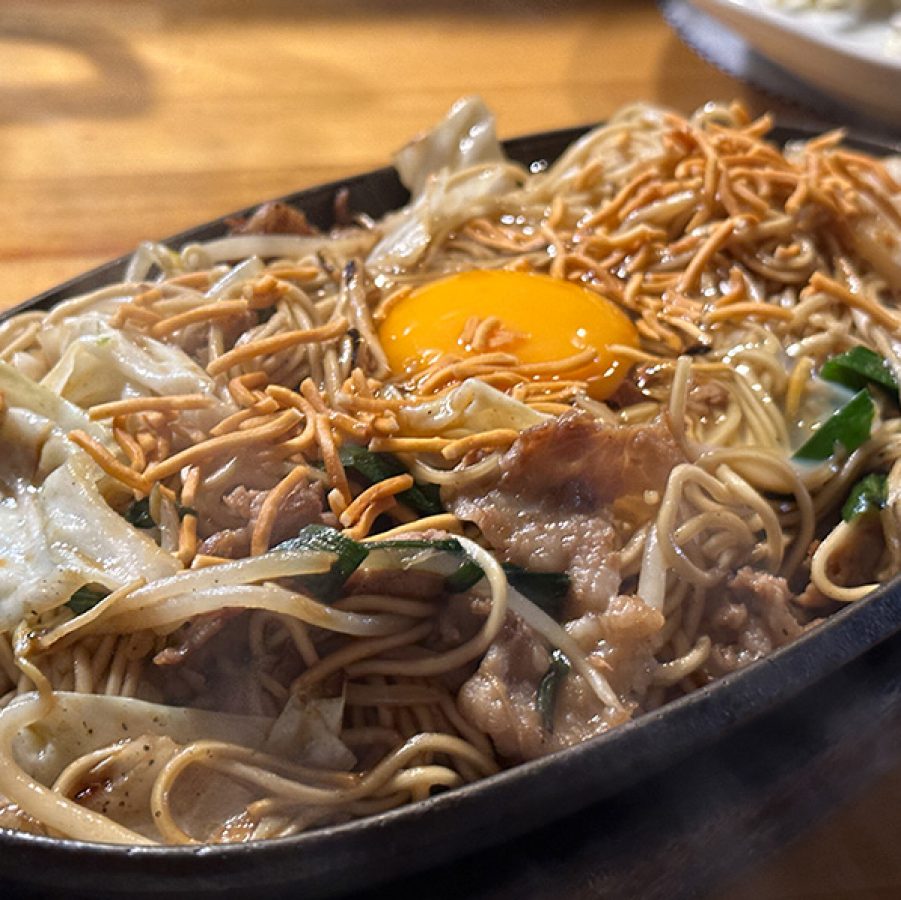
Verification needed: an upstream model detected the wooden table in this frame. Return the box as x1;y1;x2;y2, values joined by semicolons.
1;1;898;896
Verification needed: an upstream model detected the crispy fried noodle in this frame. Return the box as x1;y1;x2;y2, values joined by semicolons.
1;98;900;844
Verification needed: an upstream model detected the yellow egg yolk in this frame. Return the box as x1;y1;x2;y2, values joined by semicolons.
378;269;639;400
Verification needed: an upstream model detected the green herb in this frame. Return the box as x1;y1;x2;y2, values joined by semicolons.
444;559;483;594
842;473;888;522
272;527;569;615
793;389;875;461
374;537;464;554
67;585;110;615
124;497;155;529
338;444;443;516
821;347;898;396
125;498;194;527
536;649;570;732
275;524;370;602
505;567;569;619
445;561;570;620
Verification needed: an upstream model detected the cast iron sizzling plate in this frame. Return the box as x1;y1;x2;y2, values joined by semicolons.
2;125;901;900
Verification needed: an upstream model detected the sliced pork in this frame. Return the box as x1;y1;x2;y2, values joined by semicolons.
702;566;805;678
198;478;326;558
458;600;647;762
228;201;316;236
445;412;684;614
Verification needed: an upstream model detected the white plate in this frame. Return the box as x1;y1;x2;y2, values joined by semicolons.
688;0;901;122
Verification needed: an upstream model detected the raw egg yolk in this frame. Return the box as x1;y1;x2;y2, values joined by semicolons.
378;269;639;400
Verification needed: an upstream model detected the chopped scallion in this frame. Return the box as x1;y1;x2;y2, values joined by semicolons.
124;497;155;529
821;347;898;396
536;649;571;732
842;473;888;522
275;524;370;602
445;560;570;619
339;444;443;516
67;585;110;615
793;388;874;461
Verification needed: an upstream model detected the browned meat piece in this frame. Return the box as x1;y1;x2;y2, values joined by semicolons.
344;568;446;599
451;414;683;759
597;592;665;643
445;412;684;614
198;528;246;559
198;477;325;558
221;484;265;520
795;580;831;609
703;566;804;677
605;374;646;410
566;593;665;702
729;567;804;643
458;615;549;761
154;609;244;666
333;187;354;227
458;613;627;762
500;412;681;505
228;201;315;236
686;379;730;418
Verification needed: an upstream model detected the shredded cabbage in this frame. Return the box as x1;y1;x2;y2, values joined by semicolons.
399;378;546;435
368;98;525;270
0;364;181;630
41;323;234;428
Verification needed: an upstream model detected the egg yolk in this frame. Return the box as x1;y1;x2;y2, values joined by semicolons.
378;269;639;400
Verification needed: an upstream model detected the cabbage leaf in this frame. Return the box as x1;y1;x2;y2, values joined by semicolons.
0;365;180;630
41;322;233;430
368;97;524;270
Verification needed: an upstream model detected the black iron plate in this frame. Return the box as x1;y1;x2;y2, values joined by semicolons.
2;123;900;900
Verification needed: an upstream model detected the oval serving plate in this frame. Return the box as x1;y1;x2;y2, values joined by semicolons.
2;125;901;900
685;0;901;124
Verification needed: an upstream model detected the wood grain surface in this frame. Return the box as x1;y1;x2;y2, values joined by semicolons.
1;2;898;897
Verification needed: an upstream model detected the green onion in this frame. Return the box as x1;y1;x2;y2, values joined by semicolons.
536;649;570;732
125;498;194;528
793;389;875;461
124;497;155;529
67;585;110;615
274;526;570;615
444;559;483;594
842;473;888;522
275;524;370;602
505;567;570;619
445;560;570;619
338;444;443;516
374;537;464;554
821;347;898;396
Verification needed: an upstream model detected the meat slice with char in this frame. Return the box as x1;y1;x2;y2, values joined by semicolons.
227;201;316;236
198;477;326;559
458;596;652;762
445;412;684;614
449;412;682;761
702;566;805;678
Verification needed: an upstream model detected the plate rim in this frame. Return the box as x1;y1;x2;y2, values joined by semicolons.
692;0;901;72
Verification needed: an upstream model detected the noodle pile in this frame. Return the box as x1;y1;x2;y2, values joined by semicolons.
0;98;899;845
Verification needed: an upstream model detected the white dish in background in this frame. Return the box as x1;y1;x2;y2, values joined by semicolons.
688;0;901;122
